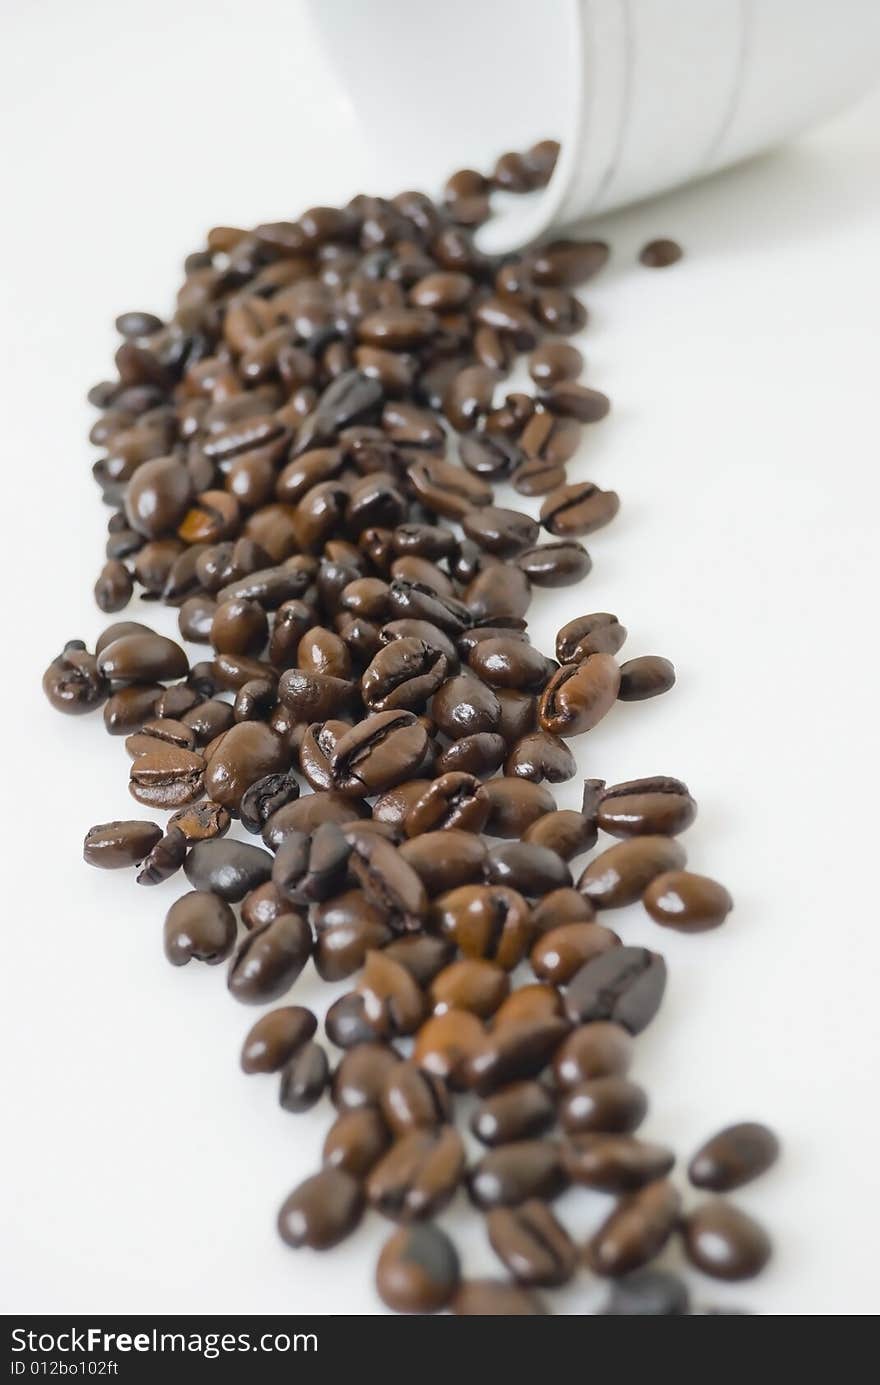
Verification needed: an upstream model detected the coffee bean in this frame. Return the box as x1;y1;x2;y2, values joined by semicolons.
98;632;189;684
578;836;687;908
617;655;676;701
539;655;620;737
492;983;562;1030
689;1122;779;1191
541;383;610;423
504;730;576;783
451;1280;548;1315
559;1077;648;1135
433;884;531;970
562;1133;675;1190
279;1041;329;1113
398;829;487;895
531;886;596;933
163;891;237;966
128;744;206;808
462;507;540;558
357;950;426;1037
682;1201;772;1281
204;722;289;812
471;1081;556;1147
529;239;609;287
486;1201;576;1286
587;1180;681;1277
465;1017;570;1096
516;540;592;588
227;911;311;1003
556;613;627;663
346;830;428;929
241;1006;317;1073
277;1168;364;1250
381;935;452;988
376;1223;460;1313
240;881;295;931
135;825;187;885
239;771;300;835
597;777;696;838
529;343;583;387
324;992;381;1048
481;778;555;838
468;1140;566;1209
553;1023;634;1089
83;819;162;869
643;870;733;931
379;1060;450;1136
94;560;133;613
531;922;620;986
540;482;620;537
565;948;667;1034
125;456;193;539
367;1126;465;1222
184;839;273;901
485;842;572;896
639;238;683;268
322;1107;390;1178
434;732;506;778
523;810;597;860
601;1268;691;1315
412;1011;485;1088
43;645;109;715
332;1043;399;1112
361;637;447;712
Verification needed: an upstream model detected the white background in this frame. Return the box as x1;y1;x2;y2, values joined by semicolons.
1;0;879;1317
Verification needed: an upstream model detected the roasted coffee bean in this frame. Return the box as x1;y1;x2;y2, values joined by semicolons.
486;1201;576;1286
381;935;452;988
379;1061;451;1136
540;482;620;537
203;722;289;812
643;870;733;931
398;829;487;895
227;910;311;1003
332;1043;399;1112
556;612;627;663
376;1223;460;1314
125;717;197;755
587;1181;681;1277
367;1126;466;1224
523;810;597;860
451;1280;548;1315
578;836;686;908
529;342;583;386
428;958;509;1019
431;673;500;740
465;564;532;622
239;771;300;835
165;801;229;844
538;655;620;737
83;819;162;869
602;1269;691;1315
531;922;620;986
43;645;109;715
531;886;596;933
346;830;428;928
465;1017;569;1096
433;884;530;970
103;684;162;733
163;891;237;966
468;639;555;693
210;598;268;657
471;1081;556;1147
94;559;133;613
562;1133;674;1191
324;992;382;1048
564;949;667;1034
505;730;576;783
485;842;571;896
412;1011;485;1088
405;773;489;836
325;711;429;797
481;777;555;838
639;238;683;268
314;892;392;982
98;632;188;684
279;1041;329;1113
125;456;193;539
241;1006;317;1073
540;383;610;423
357;950;426;1037
322;1107;390;1179
689;1123;780;1191
559;1077;648;1134
682;1201;772;1281
240;881;295;931
153;685;201;721
434;731;507;777
529;239;609;287
184;838;273;901
461;507;539;559
128;744;206;808
468;1140;566;1209
262;792;368;847
135;825;187;885
617;655;676;701
597;777;696;837
361;638;447;712
516;540;592;588
277;1168;364;1251
182;698;235;746
459;432;522;479
492;984;563;1031
511;456;566;497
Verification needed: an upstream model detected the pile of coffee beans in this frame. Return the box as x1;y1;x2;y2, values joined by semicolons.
43;138;775;1314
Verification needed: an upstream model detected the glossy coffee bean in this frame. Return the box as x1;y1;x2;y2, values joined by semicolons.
486;1201;576;1286
97;632;188;684
405;773;489;836
397;829;487;894
240;881;296;931
434;731;507;777
125;455;193;539
531;886;596;932
83;820;162;868
332;1043;399;1113
367;1126;465;1222
559;1077;648;1134
376;1223;460;1314
578;836;687;909
468;1141;566;1209
461;507;539;558
412;1011;485;1089
128;744;206;808
529;342;583;386
597;778;696;838
184;839;273;901
538;655;620;737
516;541;592;588
471;1081;556;1147
465;1017;569;1096
361;637;447;712
240;1006;317;1073
540;482;620;538
639;238;683;268
565;948;667;1034
227;911;311;1003
552;1022;633;1088
682;1201;772;1281
428;958;509;1019
617;655;676;701
382;935;452;988
279;1041;329;1113
505;730;576;783
322;1107;390;1179
485;842;571;896
481;778;555;838
379;1061;450;1136
523;810;597;861
531;922;620;985
163;891;237;966
433;884;531;970
643;871;733;931
357;950;426;1037
204;722;289;812
562;1133;675;1190
587;1181;681;1277
689;1122;780;1191
135;825;188;885
431;673;500;739
277;1168;364;1251
324;992;382;1049
556;612;627;663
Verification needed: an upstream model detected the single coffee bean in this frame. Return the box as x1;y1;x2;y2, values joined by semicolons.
471;1081;556;1147
505;730;576;783
240;881;295;931
398;829;487;895
531;886;596;932
83;820;162;869
345;831;428;930
277;1168;364;1251
485;842;572;896
540;382;610;423
451;1280;548;1315
412;1011;486;1089
486;1201;577;1286
135;825;187;885
434;731;507;777
239;770;300;835
433;884;531;970
465;1017;570;1096
262;792;368;847
332;1043;400;1112
529;342;583;386
431;673;500;739
617;655;676;701
468;638;555;693
602;1268;691;1315
564;948;667;1034
184;838;273;902
531;922;620;986
492;983;562;1031
227;911;311;1003
552;1022;633;1087
511;456;566;497
579;834;687;909
279;1041;329;1113
587;1180;681;1277
559;1077;649;1135
538;655;620;737
529;239;609;287
556;612;626;663
597;777;696;838
241;1006;317;1073
361;637;447;712
462;507;540;558
381;935;452;988
643;870;733;931
163;890;237;966
639;238;683;268
689;1122;780;1191
481;778;555;838
324;992;382;1048
182;698;236;746
128;744;206;808
367;1126;466;1222
204;721;289;813
540;482;620;538
428;958;509;1019
97;632;189;684
523;810;597;861
322;1107;390;1179
468;1140;566;1209
94;559;133;613
516;540;592;588
125;455;193;539
682;1201;772;1281
43;645;109;715
379;1060;450;1136
376;1223;460;1314
357;950;426;1038
562;1133;675;1191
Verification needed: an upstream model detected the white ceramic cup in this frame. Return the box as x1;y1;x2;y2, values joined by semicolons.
307;0;880;250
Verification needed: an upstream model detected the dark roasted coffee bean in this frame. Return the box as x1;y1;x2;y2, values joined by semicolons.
511;456;566;497
83;818;162;868
682;1201;772;1281
405;773;489;836
412;1011;485;1089
492;984;563;1031
505;730;576;783
98;632;188;684
459;432;522;479
559;1077;648;1135
227;910;311;1003
643;870;733;931
639;238;683;268
540;482;620;537
239;771;300;834
135;825;187;885
597;777;696;837
487;1201;576;1287
538;655;620;737
465;1017;569;1096
397;829;486;895
279;1041;329;1113
277;1168;364;1251
531;922;620;986
263;792;368;847
578;836;686;908
102;684;162;734
204;721;288;812
43;645;109;715
361;637;447;712
184;838;273;901
357;949;426;1037
345;828;428;928
163;891;237;966
376;1223;460;1313
125;456;193;539
587;1180;681;1277
434;731;507;778
562;1133;674;1191
462;507;539;558
523;809;596;860
481;777;555;838
556;612;626;663
428;958;509;1019
468;639;555;693
602;1269;691;1315
529;342;583;386
94;560;133;613
485;842;571;896
689;1122;780;1191
240;881;295;931
182;698;235;746
618;655;676;701
531;887;596;933
324;991;382;1047
564;949;667;1034
468;1141;566;1209
433;884;530;970
530;239;609;287
323;1107;390;1178
471;1081;556;1147
128;744;205;808
431;673;501;740
333;1043;400;1112
465;564;532;622
516;540;592;588
325;711;429;798
381;935;452;988
367;1126;466;1223
241;1005;317;1073
379;1061;451;1136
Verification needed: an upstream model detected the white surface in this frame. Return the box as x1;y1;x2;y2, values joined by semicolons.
1;0;879;1318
